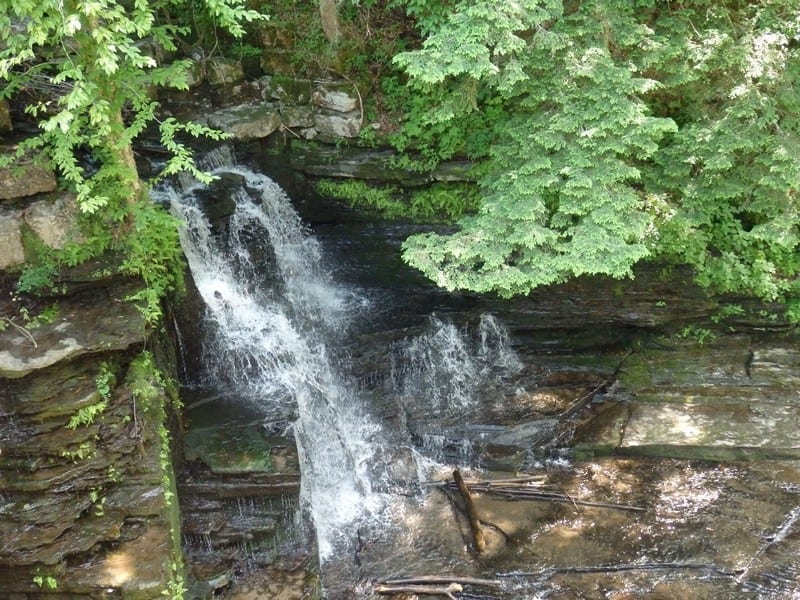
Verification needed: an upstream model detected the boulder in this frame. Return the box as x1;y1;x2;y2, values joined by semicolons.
206;57;244;86
0;210;25;269
261;75;313;104
0;154;57;200
185;58;207;88
206;103;282;141
260;49;295;76
279;105;315;128
313;110;362;138
312;82;359;113
23;193;83;249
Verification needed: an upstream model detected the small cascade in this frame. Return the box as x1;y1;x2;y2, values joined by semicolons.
389;313;524;465
392;314;522;412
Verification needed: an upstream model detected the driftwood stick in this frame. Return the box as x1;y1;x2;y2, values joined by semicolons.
460;475;548;487
423;474;547;488
375;582;462;599
558;380;611;419
735;505;800;583
381;576;502;587
1;317;37;348
499;561;739;579
453;469;485;553
445;481;646;513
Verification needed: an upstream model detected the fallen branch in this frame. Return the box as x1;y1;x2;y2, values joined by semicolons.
453;469;485;553
736;505;800;583
499;561;739;579
375;582;462;599
1;317;37;348
380;576;501;588
558;380;611;419
444;479;646;513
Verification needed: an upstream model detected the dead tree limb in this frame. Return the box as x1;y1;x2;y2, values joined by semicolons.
375;582;462;599
444;479;646;513
499;561;739;579
558;380;611;419
380;576;502;587
453;469;485;553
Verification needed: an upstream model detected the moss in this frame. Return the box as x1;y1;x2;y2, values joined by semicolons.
125;350;186;597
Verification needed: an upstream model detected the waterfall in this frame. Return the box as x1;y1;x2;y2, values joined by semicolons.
159;160;382;560
158;152;525;566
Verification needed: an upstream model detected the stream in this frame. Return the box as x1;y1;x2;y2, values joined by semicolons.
160;151;800;599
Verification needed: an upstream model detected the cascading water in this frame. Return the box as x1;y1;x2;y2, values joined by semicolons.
160;162;385;560
157;151;528;584
392;313;521;410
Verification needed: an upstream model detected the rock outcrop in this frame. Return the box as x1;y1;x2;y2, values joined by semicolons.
0;281;184;597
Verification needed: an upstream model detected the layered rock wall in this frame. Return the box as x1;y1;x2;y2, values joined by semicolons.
0;281;184;597
0;155;184;597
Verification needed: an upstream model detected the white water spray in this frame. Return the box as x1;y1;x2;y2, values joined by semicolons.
159;163;381;560
158;154;525;564
393;313;522;410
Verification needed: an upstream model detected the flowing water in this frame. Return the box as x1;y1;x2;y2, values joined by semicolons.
162;153;800;599
161;155;526;568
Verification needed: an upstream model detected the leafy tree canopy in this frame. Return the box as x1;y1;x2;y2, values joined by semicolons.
392;0;800;319
0;0;264;320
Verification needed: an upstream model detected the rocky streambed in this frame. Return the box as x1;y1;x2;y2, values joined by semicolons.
173;173;800;599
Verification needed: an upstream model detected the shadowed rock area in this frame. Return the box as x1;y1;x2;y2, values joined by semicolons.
0;281;183;597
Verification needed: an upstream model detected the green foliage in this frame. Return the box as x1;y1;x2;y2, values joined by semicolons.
68;362;114;429
32;575;57;590
18;303;59;329
60;440;95;461
711;304;745;324
15;264;59;296
126;351;166;413
316;178;479;222
15;226;63;296
387;0;452;36
119;201;186;325
0;0;263;326
642;1;800;310
95;362;115;401
392;0;800;314
67;402;108;429
678;325;716;345
397;1;674;297
409;182;481;221
125;350;185;595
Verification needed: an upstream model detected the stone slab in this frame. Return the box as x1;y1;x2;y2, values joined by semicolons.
206;103;282;141
0;287;146;378
0;152;57;200
0;209;25;269
616;401;800;460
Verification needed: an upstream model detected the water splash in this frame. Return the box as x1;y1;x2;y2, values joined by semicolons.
392;313;522;411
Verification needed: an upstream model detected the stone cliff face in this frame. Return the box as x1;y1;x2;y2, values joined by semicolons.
0;157;184;596
0;280;184;597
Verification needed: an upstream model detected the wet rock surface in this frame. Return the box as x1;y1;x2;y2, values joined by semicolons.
315;318;800;599
0;279;180;597
177;393;314;599
577;333;800;461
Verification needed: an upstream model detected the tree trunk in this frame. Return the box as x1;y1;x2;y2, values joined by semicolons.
319;0;341;45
